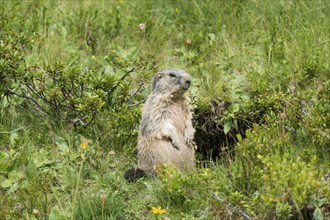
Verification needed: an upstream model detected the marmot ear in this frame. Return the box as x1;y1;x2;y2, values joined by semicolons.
152;72;163;91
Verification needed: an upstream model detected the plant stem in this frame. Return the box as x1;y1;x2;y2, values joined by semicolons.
101;201;104;220
71;156;84;219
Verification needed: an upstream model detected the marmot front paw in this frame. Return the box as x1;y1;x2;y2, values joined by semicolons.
185;128;195;146
172;139;183;150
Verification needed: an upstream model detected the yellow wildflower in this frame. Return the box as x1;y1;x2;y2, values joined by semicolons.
150;206;167;214
91;55;96;60
80;138;89;150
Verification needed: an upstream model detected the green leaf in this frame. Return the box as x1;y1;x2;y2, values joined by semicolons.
313;207;323;220
0;152;9;174
319;198;329;206
0;151;9;161
25;159;36;179
237;133;242;142
224;120;232;134
69;151;80;162
33;149;55;168
55;136;69;153
10;132;18;145
34;157;54;168
230;103;240;113
1;178;16;188
1;171;24;188
49;206;66;220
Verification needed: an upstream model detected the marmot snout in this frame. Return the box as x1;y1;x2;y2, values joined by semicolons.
125;68;196;181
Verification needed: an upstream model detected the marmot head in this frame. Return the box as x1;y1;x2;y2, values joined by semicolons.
152;68;192;96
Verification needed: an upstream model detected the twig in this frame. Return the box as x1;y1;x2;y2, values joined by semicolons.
126;81;145;106
1;82;47;114
129;81;144;98
127;99;146;108
209;191;252;220
107;66;141;96
71;117;88;126
81;67;89;76
71;111;96;127
0;126;26;134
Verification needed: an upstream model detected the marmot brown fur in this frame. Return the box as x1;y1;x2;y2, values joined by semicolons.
124;68;195;181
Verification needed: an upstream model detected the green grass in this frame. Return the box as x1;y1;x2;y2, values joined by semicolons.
1;0;329;219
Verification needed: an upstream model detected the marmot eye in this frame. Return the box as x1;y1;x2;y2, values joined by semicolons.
169;73;176;78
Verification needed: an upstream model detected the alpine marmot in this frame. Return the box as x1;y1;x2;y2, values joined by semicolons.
124;68;195;181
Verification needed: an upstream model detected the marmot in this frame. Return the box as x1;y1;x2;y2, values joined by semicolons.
124;68;195;181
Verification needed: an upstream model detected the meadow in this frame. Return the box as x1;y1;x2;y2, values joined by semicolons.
0;0;329;219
